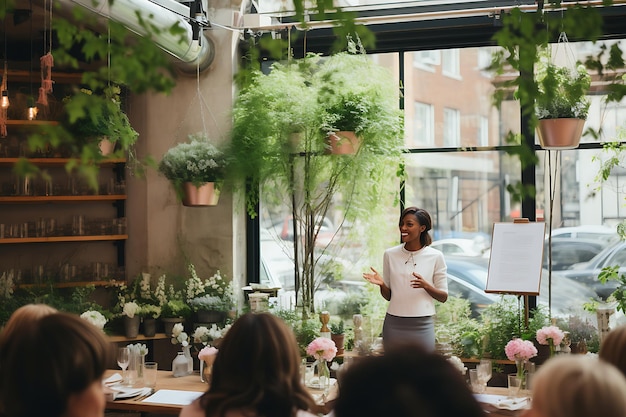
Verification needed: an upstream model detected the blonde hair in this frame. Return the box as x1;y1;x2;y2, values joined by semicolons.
531;355;626;417
599;324;626;378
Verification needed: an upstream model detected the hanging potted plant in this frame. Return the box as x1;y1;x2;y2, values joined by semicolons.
63;85;139;156
158;132;227;206
535;59;591;150
316;41;403;155
229;39;403;316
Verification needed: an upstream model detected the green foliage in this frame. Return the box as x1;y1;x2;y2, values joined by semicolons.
229;43;402;315
63;85;139;147
272;309;320;356
330;319;345;334
435;297;483;358
480;297;549;360
554;315;600;353
490;5;605;202
161;299;192;319
15;5;178;186
535;60;591;119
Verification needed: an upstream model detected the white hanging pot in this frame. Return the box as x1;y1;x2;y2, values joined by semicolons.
536;118;585;150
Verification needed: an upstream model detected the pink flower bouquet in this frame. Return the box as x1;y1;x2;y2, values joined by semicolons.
505;338;538;379
306;337;337;361
536;325;565;356
504;338;538;362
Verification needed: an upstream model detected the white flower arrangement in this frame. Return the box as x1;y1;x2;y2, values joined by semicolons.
171;322;189;347
0;271;14;299
154;274;167;306
123;301;140;318
192;323;231;345
158;132;227;187
127;343;148;356
185;264;234;312
80;310;108;330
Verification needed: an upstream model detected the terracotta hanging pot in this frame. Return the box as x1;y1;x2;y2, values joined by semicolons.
536;118;585;150
98;137;115;155
182;182;220;207
325;131;361;155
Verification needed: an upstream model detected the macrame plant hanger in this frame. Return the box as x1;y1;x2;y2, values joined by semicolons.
543;26;580;319
37;0;54;108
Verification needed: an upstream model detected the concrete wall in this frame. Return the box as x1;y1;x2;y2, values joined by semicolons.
125;17;247;303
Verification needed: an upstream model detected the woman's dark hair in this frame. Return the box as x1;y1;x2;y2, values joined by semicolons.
400;207;433;247
0;312;110;417
198;313;317;417
334;343;486;417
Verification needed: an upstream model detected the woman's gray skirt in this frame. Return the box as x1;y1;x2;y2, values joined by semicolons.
382;313;435;352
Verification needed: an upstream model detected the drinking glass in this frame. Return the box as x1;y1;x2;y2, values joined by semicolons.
117;347;130;385
477;359;492;386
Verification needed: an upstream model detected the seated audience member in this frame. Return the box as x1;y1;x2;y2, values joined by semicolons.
599;323;626;378
333;343;486;417
0;312;110;417
525;355;626;417
180;312;319;417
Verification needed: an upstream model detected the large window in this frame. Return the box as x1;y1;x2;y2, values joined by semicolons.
443;108;460;147
257;41;626;320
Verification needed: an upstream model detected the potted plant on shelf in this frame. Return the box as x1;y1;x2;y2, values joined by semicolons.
330;319;346;355
63;85;139;156
185;263;234;324
535;59;591;150
161;299;192;337
158;132;227;206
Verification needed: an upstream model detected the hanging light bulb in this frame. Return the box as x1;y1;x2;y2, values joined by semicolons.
1;90;8;109
27;106;38;120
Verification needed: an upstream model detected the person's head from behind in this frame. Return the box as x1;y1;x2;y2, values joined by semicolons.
399;207;433;247
0;312;110;417
599;324;626;378
200;312;315;417
334;343;485;417
526;355;626;417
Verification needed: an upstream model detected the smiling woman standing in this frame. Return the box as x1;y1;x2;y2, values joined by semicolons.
363;207;448;352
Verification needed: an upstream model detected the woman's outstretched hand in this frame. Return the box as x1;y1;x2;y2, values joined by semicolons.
363;267;384;286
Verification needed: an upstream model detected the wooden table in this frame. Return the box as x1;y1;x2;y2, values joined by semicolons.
105;369;206;415
104;369;337;415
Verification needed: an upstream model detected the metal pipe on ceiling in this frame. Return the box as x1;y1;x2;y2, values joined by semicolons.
57;0;214;73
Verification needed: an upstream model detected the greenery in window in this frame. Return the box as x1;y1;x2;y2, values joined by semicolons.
228;39;403;318
535;60;591;120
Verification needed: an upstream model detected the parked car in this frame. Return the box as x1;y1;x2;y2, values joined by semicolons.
431;238;490;258
550;225;619;244
543;237;609;271
555;240;626;300
444;256;598;318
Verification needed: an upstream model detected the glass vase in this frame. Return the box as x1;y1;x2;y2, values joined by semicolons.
316;359;331;392
172;352;189;378
183;345;193;374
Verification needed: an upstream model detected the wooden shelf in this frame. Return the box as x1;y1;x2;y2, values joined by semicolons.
0;195;127;203
5;120;59;126
16;280;125;289
0;157;126;166
108;333;171;343
0;235;128;244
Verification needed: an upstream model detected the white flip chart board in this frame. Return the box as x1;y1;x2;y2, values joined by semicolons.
485;221;546;295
